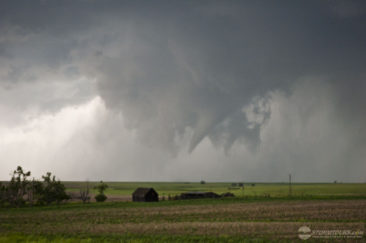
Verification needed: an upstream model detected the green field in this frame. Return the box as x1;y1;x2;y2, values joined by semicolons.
65;181;366;198
1;182;365;242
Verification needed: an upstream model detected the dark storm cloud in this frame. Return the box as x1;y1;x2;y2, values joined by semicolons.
0;1;365;181
92;0;366;152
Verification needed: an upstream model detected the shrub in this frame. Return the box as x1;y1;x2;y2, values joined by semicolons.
94;181;108;203
40;172;70;205
95;193;107;202
28;179;44;205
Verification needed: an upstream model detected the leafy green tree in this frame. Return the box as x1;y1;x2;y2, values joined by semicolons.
28;179;45;205
40;172;69;205
94;181;108;202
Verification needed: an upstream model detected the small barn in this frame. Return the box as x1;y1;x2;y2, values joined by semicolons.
132;187;159;202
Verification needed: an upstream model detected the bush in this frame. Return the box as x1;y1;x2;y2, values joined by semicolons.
40;172;70;205
94;181;108;202
28;179;44;205
95;194;107;202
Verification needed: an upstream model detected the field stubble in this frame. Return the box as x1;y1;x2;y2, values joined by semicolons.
0;199;365;240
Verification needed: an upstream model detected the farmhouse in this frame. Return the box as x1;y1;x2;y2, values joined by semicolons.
180;191;220;199
132;187;159;202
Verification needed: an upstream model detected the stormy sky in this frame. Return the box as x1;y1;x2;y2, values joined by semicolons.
1;0;365;182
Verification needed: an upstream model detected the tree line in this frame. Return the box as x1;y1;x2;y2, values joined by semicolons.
0;166;108;207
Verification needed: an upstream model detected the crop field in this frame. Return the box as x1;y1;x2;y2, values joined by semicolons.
0;183;365;242
65;181;366;197
65;181;366;200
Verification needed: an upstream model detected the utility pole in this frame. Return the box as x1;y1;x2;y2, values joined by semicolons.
289;173;292;197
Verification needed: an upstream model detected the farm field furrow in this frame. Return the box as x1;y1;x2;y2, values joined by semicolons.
1;199;365;241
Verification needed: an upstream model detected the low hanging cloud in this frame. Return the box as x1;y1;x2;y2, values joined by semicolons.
0;1;365;181
91;1;366;154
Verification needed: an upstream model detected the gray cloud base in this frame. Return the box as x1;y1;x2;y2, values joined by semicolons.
0;1;365;181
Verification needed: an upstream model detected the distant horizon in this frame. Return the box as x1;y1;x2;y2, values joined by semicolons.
1;178;365;184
